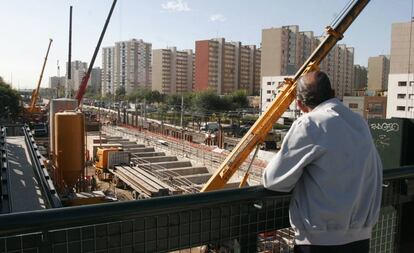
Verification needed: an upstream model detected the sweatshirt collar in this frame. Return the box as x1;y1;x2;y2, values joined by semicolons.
311;98;341;113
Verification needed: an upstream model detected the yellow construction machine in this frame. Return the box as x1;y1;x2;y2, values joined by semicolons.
95;147;122;174
201;0;370;192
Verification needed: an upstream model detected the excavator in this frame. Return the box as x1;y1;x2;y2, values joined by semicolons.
201;0;370;192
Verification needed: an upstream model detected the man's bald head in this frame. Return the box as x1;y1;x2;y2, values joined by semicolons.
296;71;334;109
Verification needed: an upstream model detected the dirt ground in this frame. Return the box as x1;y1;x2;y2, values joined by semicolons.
95;176;134;201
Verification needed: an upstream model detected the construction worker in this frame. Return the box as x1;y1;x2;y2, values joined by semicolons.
263;71;382;253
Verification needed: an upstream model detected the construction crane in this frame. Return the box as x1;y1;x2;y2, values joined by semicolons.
75;0;117;106
201;0;370;192
29;38;53;113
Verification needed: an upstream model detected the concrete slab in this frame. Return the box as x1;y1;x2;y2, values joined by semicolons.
127;147;155;153
142;161;192;169
138;156;178;163
133;152;165;157
176;174;212;184
159;166;209;176
122;144;145;149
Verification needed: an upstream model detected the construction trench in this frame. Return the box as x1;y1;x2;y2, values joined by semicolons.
86;125;267;200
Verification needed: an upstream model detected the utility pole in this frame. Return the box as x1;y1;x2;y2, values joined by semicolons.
180;94;184;129
135;98;138;127
143;98;147;123
57;60;60;98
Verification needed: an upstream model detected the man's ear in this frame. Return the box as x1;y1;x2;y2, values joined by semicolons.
297;100;309;113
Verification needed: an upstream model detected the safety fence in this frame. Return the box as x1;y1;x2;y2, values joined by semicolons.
0;167;413;253
0;126;11;214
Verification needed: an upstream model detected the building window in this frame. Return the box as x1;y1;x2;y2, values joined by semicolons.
267;90;271;94
397;106;405;111
349;103;358;109
408;107;414;112
266;98;271;102
398;81;407;87
409;94;414;99
368;103;383;114
397;93;406;99
410;81;414;86
267;82;271;86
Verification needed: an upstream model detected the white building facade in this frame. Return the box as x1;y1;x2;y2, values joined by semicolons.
386;74;414;119
102;39;152;96
261;76;300;123
343;96;365;117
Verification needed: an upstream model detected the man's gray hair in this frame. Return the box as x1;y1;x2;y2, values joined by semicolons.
296;71;334;108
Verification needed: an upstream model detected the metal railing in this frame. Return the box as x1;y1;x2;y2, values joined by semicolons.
0;126;12;213
0;167;413;253
22;125;61;208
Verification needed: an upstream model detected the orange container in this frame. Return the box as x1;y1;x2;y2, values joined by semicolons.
54;111;85;189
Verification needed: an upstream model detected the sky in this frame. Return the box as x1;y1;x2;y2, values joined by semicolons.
0;0;412;89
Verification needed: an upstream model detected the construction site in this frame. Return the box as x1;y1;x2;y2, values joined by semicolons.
1;0;414;252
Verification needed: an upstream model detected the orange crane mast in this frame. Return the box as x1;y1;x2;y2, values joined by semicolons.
29;38;53;113
201;0;370;192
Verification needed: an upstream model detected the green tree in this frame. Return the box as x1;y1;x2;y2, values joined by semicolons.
115;86;126;101
0;77;20;121
230;89;249;109
193;90;221;113
128;88;163;104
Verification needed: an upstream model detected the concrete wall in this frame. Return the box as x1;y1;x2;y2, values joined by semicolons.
343;96;365;117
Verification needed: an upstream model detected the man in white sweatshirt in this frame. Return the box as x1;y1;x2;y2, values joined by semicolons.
263;71;383;253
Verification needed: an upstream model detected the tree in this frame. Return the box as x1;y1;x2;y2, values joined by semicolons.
0;77;20;121
193;90;221;113
127;88;164;104
230;89;249;109
115;86;126;101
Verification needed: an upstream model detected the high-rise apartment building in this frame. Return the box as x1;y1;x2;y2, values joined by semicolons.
102;39;152;95
353;64;368;91
102;47;114;96
261;26;355;99
65;61;101;96
367;55;390;92
152;47;194;94
318;43;354;99
387;22;414;119
49;76;66;90
89;67;102;95
195;38;261;95
66;61;87;94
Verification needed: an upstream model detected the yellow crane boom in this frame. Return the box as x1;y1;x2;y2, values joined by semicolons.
201;0;370;192
29;38;53;113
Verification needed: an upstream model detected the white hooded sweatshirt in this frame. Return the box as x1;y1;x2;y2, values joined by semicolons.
263;98;383;245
